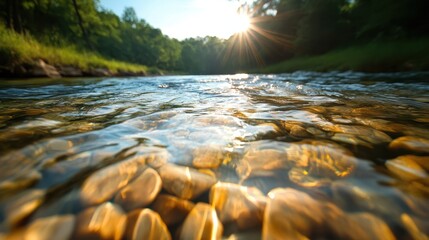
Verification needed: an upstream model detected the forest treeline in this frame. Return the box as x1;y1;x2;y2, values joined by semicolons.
1;0;428;74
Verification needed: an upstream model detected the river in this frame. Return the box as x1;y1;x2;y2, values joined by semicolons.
1;72;429;239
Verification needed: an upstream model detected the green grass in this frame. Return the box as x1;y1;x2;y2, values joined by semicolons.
259;38;429;73
0;24;151;74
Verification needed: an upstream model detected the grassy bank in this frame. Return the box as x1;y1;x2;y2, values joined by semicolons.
0;25;154;75
259;38;429;73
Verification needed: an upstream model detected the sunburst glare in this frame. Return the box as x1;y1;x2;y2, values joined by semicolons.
232;14;251;33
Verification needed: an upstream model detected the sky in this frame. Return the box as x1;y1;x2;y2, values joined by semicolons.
99;0;251;40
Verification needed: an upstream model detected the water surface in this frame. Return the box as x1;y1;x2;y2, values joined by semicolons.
1;72;428;239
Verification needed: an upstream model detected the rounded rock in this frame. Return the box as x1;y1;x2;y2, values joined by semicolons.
158;164;217;200
180;203;223;240
389;136;429;154
114;167;162;211
151;194;195;226
25;215;75;240
125;209;171;240
74;202;126;240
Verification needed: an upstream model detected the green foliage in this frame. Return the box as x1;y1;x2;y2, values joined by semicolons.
0;24;148;73
1;0;428;75
259;38;429;72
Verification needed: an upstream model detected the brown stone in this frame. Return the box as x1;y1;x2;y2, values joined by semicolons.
80;155;147;206
25;215;75;240
58;65;83;77
125;209;171;240
286;140;357;187
192;144;225;169
263;188;395;240
386;156;428;181
114;167;162;211
180;203;223;240
401;214;429;239
209;182;266;230
4;189;45;228
151;194;195;226
236;141;290;180
74;202;126;240
158;164;217;200
389;136;429;154
28;60;61;78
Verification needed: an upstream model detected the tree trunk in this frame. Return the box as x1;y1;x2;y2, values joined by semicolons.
71;0;92;50
12;0;23;33
5;0;13;29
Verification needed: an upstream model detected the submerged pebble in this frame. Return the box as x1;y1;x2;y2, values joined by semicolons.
114;167;162;211
151;194;195;226
4;189;45;228
210;182;266;230
158;163;217;200
25;215;75;240
192;144;225;169
285;140;357;187
80;155;147;206
74;202;126;240
263;188;395;240
389;136;429;154
125;209;171;240
180;203;223;240
386;156;428;181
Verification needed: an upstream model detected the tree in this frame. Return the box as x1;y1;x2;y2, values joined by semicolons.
72;0;92;49
122;7;138;27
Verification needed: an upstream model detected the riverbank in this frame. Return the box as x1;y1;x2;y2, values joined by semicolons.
258;38;429;73
0;25;161;78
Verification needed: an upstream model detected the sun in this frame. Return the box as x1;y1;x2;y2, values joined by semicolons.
232;14;251;33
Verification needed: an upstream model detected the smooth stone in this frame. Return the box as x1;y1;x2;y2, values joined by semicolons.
290;125;311;138
180;203;223;240
25;215;75;240
263;188;342;240
329;212;395;240
406;155;429;171
331;181;404;218
286;140;357;186
306;127;326;137
324;124;392;144
192;145;225;169
114;167;162;211
125;209;171;240
264;188;395;239
158;164;217;200
288;167;331;187
389;136;429;154
151;194;195;226
401;214;429;240
80;155;146;206
74;202;126;240
386;156;428;181
0;170;42;192
348;213;395;240
236;141;290;180
58;65;83;77
4;189;45;228
332;133;373;148
209;182;266;230
28;59;61;78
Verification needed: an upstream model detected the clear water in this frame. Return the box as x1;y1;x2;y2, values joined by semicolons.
0;72;428;239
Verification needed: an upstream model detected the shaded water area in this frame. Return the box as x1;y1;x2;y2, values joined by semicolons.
0;72;429;239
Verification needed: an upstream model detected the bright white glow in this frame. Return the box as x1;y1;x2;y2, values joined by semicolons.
100;0;255;40
161;0;252;39
232;14;251;33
